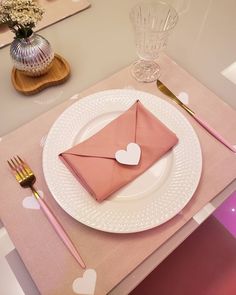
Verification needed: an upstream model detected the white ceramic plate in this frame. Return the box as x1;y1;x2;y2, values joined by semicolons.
43;89;202;233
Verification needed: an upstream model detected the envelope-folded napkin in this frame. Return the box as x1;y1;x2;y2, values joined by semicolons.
59;100;178;202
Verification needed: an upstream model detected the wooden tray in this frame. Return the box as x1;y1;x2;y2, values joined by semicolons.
11;54;70;95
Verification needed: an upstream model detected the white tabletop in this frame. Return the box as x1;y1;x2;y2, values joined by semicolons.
1;0;236;138
1;0;236;294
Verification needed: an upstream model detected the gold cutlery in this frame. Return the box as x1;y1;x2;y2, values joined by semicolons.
7;156;86;268
157;80;236;153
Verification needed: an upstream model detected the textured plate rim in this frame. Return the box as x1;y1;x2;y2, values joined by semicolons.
42;89;202;233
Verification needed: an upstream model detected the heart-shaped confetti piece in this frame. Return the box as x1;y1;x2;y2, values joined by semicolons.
115;142;141;165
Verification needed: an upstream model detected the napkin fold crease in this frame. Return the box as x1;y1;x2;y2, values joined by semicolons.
59;100;178;201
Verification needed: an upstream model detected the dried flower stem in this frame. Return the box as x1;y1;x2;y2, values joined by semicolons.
0;0;44;39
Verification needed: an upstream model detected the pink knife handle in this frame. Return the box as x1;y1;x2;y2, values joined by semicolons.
37;196;86;268
193;114;236;153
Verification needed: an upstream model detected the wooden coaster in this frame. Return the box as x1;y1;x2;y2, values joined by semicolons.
11;54;70;95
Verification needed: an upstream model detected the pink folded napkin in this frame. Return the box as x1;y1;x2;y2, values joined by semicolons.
59;100;178;202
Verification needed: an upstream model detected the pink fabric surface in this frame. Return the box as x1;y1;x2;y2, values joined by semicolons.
0;54;236;295
130;216;236;295
60;101;178;201
214;191;236;238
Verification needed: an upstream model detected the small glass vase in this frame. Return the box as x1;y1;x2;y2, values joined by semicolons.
10;33;54;77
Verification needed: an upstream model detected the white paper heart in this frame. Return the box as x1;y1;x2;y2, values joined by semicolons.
123;85;135;90
70;93;80;100
33;90;63;105
22;190;43;210
72;269;97;295
115;142;141;165
178;91;189;105
40;134;47;147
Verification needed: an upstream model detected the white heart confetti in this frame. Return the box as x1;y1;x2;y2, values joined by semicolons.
73;269;97;295
70;93;80;100
178;91;189;105
40;134;47;147
123;85;135;90
33;90;63;105
22;191;43;210
22;197;40;210
115;142;141;165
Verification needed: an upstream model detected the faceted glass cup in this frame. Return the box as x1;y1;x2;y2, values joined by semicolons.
130;1;178;82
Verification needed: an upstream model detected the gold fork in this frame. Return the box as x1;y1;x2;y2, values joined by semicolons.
8;156;86;268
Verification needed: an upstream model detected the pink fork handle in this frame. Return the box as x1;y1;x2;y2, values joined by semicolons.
193;114;236;153
37;197;86;268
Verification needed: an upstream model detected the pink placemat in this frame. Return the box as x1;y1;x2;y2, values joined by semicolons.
0;54;236;295
0;0;90;48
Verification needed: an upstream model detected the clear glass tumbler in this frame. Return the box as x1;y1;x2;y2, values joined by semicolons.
130;1;178;82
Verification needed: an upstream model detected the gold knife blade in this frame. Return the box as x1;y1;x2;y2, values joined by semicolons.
156;80;195;116
156;79;236;153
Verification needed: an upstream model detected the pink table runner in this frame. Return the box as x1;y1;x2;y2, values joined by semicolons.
0;54;236;295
